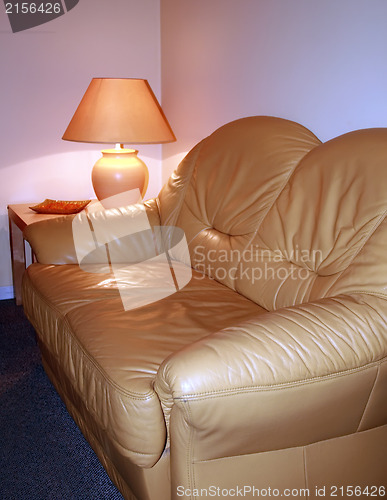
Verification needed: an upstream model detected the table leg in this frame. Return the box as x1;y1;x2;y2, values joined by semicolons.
8;216;26;305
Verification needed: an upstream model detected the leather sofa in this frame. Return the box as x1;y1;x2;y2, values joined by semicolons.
22;116;387;499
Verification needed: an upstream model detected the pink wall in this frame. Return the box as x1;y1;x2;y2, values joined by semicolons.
0;0;163;295
161;0;387;182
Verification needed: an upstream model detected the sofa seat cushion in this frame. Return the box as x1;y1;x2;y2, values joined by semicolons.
23;262;266;468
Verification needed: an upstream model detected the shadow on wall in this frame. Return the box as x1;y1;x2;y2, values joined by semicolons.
0;214;13;294
162;151;189;186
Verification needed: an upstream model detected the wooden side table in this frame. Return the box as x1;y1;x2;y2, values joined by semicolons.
7;204;69;305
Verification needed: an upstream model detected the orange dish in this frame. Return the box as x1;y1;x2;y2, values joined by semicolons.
29;199;91;214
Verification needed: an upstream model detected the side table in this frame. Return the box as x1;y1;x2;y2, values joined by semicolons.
7;204;69;305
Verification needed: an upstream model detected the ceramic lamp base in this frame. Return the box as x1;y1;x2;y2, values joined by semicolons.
91;148;149;208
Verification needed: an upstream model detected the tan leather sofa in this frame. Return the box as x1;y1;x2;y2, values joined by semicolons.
22;117;387;499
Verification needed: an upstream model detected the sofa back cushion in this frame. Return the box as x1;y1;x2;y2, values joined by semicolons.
158;116;387;310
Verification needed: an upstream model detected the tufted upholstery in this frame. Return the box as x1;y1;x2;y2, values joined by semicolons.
22;117;387;499
160;116;387;310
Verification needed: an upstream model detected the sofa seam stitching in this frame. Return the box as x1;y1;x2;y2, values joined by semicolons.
336;209;387;274
190;425;387;466
174;360;384;401
185;400;196;499
302;445;309;492
356;363;380;432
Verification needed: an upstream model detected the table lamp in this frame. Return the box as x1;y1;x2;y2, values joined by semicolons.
62;78;176;205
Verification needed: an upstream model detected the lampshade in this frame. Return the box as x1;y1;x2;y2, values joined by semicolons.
62;78;175;206
63;78;175;144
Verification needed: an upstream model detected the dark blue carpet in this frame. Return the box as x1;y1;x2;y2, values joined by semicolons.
0;299;124;500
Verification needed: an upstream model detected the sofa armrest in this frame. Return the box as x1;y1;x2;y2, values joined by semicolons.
23;199;161;265
155;293;387;462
